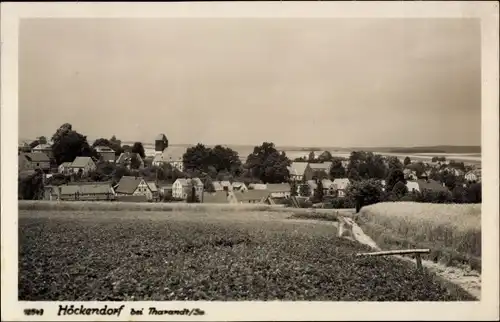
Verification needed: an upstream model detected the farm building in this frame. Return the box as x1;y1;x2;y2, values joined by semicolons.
203;191;230;204
416;179;448;193
58;162;73;175
68;156;97;176
116;152;144;170
267;183;291;198
19;152;51;173
172;178;204;200
465;170;481;183
152;146;185;171
115;176;157;201
95;146;116;162
31;143;53;158
287;162;309;182
233;190;270;204
46;183;116;201
231;182;248;192
332;178;350;198
406;181;420;193
304;163;331;181
248;183;267;190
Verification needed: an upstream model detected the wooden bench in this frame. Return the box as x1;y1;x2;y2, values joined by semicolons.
356;249;431;273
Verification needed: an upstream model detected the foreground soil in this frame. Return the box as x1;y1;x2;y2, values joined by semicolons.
18;210;475;301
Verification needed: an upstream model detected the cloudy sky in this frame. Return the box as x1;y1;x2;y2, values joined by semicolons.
19;18;481;147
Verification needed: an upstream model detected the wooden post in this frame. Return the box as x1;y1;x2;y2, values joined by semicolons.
415;253;423;273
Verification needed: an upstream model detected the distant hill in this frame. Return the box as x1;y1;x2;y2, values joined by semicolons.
386;146;481;154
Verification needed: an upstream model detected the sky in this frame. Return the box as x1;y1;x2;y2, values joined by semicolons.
19;18;481;148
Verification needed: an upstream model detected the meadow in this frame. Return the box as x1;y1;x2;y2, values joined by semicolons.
18;204;475;301
355;202;481;271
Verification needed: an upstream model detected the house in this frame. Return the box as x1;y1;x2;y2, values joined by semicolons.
58;162;73;175
305;180;318;197
403;169;418;180
95;146;116;162
321;179;335;195
54;183;116;201
116;152;144;170
19;152;51;172
172;178;204;200
211;181;224;191
304;163;331;181
248;183;267;190
332;178;350;198
220;181;232;191
406;181;420;193
115;176;155;201
231;182;248;193
152;146;185;171
465;170;481;182
157;181;173;197
68;156;97;176
267;183;291;198
146;181;160;201
31;143;53;158
416;179;449;193
287;162;309;182
233;189;270;204
203;191;230;204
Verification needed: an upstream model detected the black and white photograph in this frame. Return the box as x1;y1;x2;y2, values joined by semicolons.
2;1;499;321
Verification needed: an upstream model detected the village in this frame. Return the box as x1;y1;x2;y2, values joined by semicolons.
18;131;482;208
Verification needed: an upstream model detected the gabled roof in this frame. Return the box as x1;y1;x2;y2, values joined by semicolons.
153;147;186;163
416;179;448;192
288;162;309;176
306;180;318;190
212;181;223;191
248;183;267;190
231;182;247;189
321;179;334;188
155;133;167;141
117;152;143;165
406;181;420;191
59;162;72;167
267;183;291;193
220;181;231;187
70;156;94;168
23;152;50;162
60;183;114;195
19;169;37;179
32;143;52;150
309;163;331;170
203;191;229;204
234;189;270;202
174;178;204;187
115;176;143;194
147;181;158;192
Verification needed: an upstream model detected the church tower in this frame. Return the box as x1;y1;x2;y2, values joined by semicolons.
155;133;168;155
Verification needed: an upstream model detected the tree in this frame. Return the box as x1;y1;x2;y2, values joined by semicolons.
183;143;212;173
441;170;457;190
210;145;242;175
329;158;346;179
386;168;406;192
452;185;466;203
204;176;216;193
130;153;143;170
122;145;132;153
318;151;333;162
403;156;411;166
466;183;481;203
131;142;146;159
299;183;311;197
290;181;298;197
312;179;324;203
18;169;44;200
348;168;360;181
392;181;408;198
245;142;291;183
347;151;386;180
38;136;47;145
51;123;96;165
308;151;316;162
109;135;124;156
346;179;384;213
386;156;403;171
92;138;111;148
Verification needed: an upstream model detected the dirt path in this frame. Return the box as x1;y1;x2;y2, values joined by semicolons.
340;217;481;300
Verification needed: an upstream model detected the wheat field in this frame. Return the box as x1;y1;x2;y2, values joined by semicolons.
356;202;481;271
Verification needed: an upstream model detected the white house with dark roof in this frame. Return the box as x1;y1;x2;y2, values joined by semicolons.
287;162;310;182
332;178;350;198
267;183;291;198
58;162;73;175
31;143;53;158
115;176;155;201
172;178;204;200
231;182;248;192
68;156;96;176
152;146;185;171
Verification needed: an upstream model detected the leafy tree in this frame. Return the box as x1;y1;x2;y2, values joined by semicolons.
18;169;44;200
130;153;143;170
245;142;291;184
51;123;96;165
290;181;298;197
308;151;316;162
122;145;132;153
348;167;361;181
386;168;406;192
466;183;481;203
204;176;216;193
329;158;346;179
312;179;324;203
452;185;466;203
392;181;408;197
92;138;111;148
403;156;411;166
183;143;212;173
38;136;47;144
441;170;457;190
109;135;123;156
318;151;333;162
347;151;386;180
131;142;146;159
210;145;242;175
299;183;311;197
406;162;426;178
386;156;404;171
346;179;384;213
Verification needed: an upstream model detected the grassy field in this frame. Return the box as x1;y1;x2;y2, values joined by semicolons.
19;208;475;301
355;202;481;271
